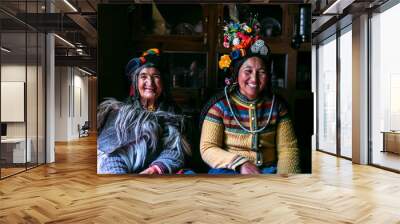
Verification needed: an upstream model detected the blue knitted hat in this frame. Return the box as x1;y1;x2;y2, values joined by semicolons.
125;48;161;80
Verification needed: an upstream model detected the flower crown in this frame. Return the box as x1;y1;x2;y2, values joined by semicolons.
125;48;161;79
218;17;269;73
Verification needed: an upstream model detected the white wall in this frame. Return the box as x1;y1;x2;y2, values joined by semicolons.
1;65;41;137
55;66;89;141
1;65;27;138
55;67;69;141
73;72;89;137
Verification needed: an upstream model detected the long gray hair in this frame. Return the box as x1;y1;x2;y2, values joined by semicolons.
97;98;190;173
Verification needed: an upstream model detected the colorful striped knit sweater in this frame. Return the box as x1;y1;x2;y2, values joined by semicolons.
200;90;300;174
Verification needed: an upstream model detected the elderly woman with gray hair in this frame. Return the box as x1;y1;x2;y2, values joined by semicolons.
97;48;191;174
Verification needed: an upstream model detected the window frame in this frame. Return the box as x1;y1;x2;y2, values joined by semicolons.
315;22;353;161
368;0;400;172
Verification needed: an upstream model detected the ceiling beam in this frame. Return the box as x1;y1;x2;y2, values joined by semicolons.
51;0;97;47
55;55;96;71
66;13;98;47
322;0;356;14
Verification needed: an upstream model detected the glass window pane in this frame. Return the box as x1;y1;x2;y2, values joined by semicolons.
26;0;39;169
38;32;46;165
340;28;352;158
371;4;400;171
27;31;38;169
1;30;28;177
317;36;337;154
1;1;46;179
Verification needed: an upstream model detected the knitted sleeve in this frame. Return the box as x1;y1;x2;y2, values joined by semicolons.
200;104;248;170
150;139;187;174
98;152;129;174
150;127;188;174
276;101;300;174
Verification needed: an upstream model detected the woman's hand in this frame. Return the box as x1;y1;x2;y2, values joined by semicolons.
139;166;161;175
239;162;261;174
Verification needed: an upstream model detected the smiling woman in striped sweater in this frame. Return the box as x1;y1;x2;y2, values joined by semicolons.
199;19;300;174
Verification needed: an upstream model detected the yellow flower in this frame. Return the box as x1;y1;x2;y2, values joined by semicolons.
219;54;231;70
246;27;252;33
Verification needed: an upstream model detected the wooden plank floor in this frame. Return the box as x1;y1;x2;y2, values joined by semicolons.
372;150;400;171
1;167;26;178
1;135;400;224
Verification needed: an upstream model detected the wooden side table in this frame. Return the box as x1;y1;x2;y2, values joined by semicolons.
381;131;400;154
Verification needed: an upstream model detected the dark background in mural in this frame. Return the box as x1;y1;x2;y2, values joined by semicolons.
98;4;313;173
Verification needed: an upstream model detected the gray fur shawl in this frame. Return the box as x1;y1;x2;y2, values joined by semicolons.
97;98;190;173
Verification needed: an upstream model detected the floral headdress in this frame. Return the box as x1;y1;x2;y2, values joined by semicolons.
219;16;270;84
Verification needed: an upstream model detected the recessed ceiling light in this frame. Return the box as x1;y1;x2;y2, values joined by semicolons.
54;34;75;48
322;0;355;15
63;0;78;12
1;47;11;53
78;67;93;76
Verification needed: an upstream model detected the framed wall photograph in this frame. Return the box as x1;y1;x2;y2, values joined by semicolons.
97;3;312;175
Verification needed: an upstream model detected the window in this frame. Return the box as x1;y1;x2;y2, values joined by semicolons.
339;27;352;158
0;1;47;179
317;35;337;154
370;3;400;171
